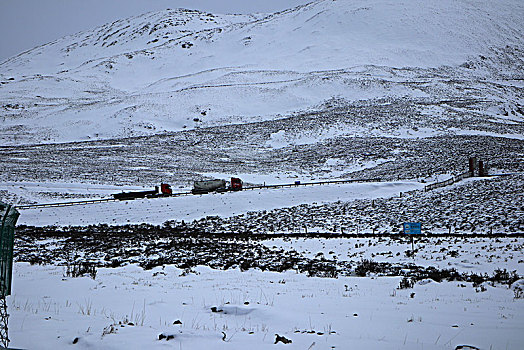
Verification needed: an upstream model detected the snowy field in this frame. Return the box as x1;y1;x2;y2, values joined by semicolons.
9;178;523;349
8;175;523;349
261;237;524;275
2;0;523;348
6;177;524;350
8;262;524;350
15;180;422;226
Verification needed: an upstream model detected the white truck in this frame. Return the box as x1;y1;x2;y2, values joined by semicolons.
191;179;227;194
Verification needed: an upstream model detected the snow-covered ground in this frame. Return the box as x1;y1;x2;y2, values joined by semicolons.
186;175;523;235
8;262;524;350
15;180;422;226
8;177;522;349
261;237;524;275
2;1;523;348
1;181;146;203
1;0;523;144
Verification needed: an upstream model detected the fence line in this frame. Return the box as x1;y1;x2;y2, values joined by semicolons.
424;171;471;192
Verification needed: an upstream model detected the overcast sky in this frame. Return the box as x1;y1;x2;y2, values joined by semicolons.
0;0;311;61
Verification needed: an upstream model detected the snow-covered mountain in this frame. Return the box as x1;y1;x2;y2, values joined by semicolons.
1;0;523;145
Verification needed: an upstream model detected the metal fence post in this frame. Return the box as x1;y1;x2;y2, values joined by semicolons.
0;202;20;349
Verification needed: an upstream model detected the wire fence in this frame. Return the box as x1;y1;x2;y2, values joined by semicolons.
424;171;471;192
0;202;19;349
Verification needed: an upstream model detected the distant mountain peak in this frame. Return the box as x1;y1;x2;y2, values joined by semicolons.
1;0;523;145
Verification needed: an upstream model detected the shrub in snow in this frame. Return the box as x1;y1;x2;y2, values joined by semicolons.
65;261;97;279
511;279;524;299
355;259;380;276
398;276;414;289
491;268;519;286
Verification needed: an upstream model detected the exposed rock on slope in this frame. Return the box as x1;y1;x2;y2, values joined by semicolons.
1;0;523;144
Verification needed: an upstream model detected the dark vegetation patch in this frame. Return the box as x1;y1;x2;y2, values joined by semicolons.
15;224;338;277
1;123;522;188
64;261;97;279
14;224;521;285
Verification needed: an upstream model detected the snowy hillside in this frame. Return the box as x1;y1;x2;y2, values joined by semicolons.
1;0;523;145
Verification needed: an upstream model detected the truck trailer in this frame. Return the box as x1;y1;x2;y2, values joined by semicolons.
112;183;172;200
191;177;243;194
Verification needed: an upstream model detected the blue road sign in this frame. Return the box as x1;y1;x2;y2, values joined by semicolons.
403;222;421;234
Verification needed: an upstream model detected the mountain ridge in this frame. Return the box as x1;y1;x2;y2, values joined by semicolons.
1;0;523;145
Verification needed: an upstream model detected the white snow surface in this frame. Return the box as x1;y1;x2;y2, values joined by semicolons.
261;237;524;275
8;262;524;349
15;180;423;226
1;0;523;144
